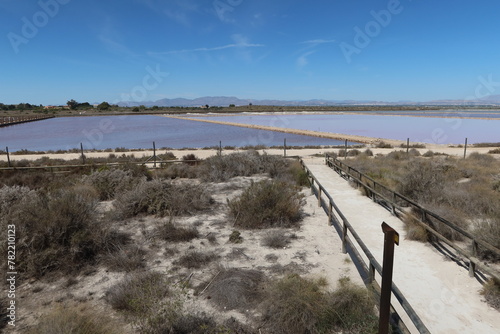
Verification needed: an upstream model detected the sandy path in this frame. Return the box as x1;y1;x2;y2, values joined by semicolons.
302;157;499;334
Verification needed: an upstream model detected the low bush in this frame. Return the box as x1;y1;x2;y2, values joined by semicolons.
489;148;500;154
156;221;199;243
261;275;377;334
103;245;146;272
81;168;142;200
261;229;291;248
173;251;218;269
402;211;429;242
481;279;500;310
115;180;213;218
106;271;171;316
228;179;304;229
228;230;243;243
201;268;265;311
1;186;125;278
375;141;393;148
27;305;122;334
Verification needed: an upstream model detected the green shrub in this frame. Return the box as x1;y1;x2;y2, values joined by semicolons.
375;141;393;148
228;179;304;229
229;230;243;243
27;305;122;334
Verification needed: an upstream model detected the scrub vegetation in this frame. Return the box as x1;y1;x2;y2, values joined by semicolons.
0;152;378;333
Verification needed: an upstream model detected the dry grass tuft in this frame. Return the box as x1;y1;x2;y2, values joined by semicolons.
156;221;200;243
261;229;292;248
26;304;122;334
173;251;218;269
481;279;500;310
261;275;377;334
105;271;170;316
403;211;429;242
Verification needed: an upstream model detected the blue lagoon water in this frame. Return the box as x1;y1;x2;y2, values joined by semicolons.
0;115;347;152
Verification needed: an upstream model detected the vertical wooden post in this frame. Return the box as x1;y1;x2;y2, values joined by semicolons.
368;262;376;284
406;138;410;155
464;138;468;159
284;138;287;157
379;222;399;334
344;139;348;160
80;143;86;165
6;146;11;168
341;219;348;254
219;141;222;156
328;202;333;225
153;142;157;168
318;187;322;208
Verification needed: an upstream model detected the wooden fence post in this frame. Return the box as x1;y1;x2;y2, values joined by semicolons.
341;219;348;254
464;138;468;159
6;146;11;168
80;143;86;165
284;138;287;157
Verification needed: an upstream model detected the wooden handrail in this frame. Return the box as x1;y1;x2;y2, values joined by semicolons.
325;154;500;284
300;159;430;334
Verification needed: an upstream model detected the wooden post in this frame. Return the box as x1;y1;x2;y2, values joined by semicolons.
464;138;468;159
406;138;410;155
328;202;333;225
341;219;348;254
153;141;157;168
219;141;222;156
344;139;348;160
284;138;287;157
379;222;400;334
318;187;322;208
368;262;376;284
80;143;86;165
6;146;11;168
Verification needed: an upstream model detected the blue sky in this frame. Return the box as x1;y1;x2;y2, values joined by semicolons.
1;0;500;105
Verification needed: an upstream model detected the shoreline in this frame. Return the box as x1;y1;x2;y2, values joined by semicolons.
0;145;497;163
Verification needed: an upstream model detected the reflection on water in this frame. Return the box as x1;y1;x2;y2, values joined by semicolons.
0;115;348;152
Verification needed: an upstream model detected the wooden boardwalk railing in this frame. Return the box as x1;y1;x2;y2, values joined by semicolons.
300;159;430;334
325;154;500;285
0;115;54;127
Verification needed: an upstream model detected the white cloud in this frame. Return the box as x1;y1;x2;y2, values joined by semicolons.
149;36;264;56
297;51;315;68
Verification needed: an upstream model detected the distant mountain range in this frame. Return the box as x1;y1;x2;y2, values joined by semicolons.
116;95;500;107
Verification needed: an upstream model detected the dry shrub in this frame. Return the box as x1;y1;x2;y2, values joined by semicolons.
228;180;304;229
261;229;291;248
202;268;265;311
157;221;199;242
0;296;7;330
0;186;125;278
468;152;495;163
229;230;243;243
198;151;291;182
106;271;170;316
488;148;500;154
403;211;429;242
182;153;199;165
81;168;141;200
481;279;500;310
375;141;393;148
173;251;218;269
103;245;147;272
115;179;213;218
26;305;122;334
473;218;500;260
261;275;377;334
157;163;198;179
